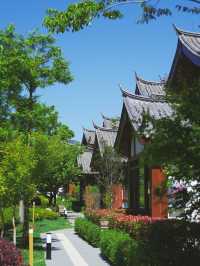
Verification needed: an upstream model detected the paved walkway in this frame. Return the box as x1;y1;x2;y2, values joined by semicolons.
42;228;110;266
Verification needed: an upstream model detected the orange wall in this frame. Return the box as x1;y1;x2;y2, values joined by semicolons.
151;168;168;218
68;183;76;195
112;184;124;209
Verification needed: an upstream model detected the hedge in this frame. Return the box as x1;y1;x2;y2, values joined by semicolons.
100;229;138;266
29;207;58;221
75;218;101;247
138;220;200;266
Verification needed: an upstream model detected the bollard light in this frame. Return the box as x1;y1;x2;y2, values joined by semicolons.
29;228;33;266
46;233;52;260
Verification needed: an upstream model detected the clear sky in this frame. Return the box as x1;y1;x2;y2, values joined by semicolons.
0;1;199;141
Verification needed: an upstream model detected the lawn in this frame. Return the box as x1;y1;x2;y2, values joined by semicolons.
15;217;71;266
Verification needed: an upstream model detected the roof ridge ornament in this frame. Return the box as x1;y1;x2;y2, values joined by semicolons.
93;120;118;132
135;72;165;85
101;113;120;121
121;88;166;103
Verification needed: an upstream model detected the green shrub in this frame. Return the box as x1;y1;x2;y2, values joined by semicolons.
100;229;138;266
38;195;49;207
30;207;58;221
0;207;19;231
138;220;200;266
75;218;101;247
56;196;75;210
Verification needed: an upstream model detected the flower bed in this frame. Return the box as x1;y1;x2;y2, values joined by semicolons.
85;209;161;238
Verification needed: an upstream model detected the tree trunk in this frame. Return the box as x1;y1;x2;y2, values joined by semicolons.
22;202;29;248
49;192;54;206
19;200;24;224
13;217;16;245
53;191;57;206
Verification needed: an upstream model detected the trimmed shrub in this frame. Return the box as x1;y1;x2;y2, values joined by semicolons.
138;220;200;266
30;207;58;221
100;229;138;266
75;218;101;247
0;238;23;266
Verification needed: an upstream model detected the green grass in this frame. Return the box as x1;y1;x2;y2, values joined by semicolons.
9;217;71;266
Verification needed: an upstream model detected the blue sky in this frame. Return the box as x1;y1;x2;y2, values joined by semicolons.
1;1;199;141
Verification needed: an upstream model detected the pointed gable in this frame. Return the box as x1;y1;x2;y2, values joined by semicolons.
93;122;118;155
135;73;165;97
82;127;95;147
101;113;120;129
77;147;93;174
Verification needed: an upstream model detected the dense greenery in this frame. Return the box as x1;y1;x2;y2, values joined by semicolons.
75;218;101;246
44;0;200;33
75;216;200;266
0;24;82;245
100;229;137;266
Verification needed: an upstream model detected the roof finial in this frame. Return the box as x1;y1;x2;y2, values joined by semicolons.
173;24;182;35
92;121;98;129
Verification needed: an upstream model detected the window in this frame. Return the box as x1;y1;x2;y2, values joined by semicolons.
135;138;144;155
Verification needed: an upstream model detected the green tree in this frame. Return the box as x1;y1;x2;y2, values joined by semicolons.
140;81;200;220
32;130;82;206
0;24;73;245
44;0;200;33
0;135;36;237
93;145;124;208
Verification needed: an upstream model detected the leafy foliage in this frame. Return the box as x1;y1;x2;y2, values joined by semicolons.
29;207;58;221
100;229;137;266
75;218;101;246
44;0;200;33
138;220;200;266
93;145;125;207
140;81;200;220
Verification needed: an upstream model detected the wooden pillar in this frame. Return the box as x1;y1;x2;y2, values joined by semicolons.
151;167;168;218
112;184;124;209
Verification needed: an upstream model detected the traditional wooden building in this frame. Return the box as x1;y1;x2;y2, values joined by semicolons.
77;128;97;205
115;25;200;218
115;75;172;217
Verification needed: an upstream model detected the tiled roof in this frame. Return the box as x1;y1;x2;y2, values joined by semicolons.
93;122;118;155
101;114;120;129
135;73;166;97
122;89;173;131
82;127;95;146
77;148;93;174
169;26;200;80
175;26;200;59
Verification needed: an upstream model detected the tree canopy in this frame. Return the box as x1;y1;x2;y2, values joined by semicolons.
44;0;200;33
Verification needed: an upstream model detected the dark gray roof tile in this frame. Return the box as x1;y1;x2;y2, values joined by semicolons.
122;89;173;131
